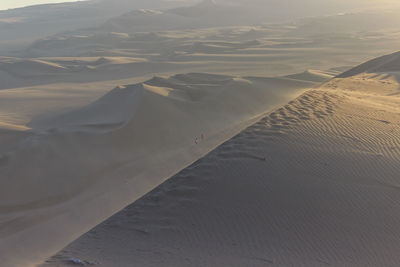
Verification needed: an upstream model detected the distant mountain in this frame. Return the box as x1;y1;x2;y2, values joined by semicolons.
0;0;197;50
1;0;399;53
99;0;289;33
101;0;249;32
170;0;217;17
289;11;400;37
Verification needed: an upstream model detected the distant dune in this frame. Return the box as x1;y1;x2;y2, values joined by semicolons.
285;69;337;83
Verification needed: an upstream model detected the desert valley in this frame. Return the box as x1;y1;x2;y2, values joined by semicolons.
1;0;400;266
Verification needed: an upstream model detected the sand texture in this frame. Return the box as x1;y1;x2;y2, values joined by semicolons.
1;1;400;266
43;71;400;266
0;73;316;267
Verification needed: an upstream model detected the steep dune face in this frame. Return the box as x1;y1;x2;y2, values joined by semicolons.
285;69;336;82
0;73;313;267
1;74;311;206
48;73;314;132
43;53;400;267
338;51;400;78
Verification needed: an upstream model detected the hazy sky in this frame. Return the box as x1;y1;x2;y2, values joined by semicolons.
1;0;399;12
0;0;83;10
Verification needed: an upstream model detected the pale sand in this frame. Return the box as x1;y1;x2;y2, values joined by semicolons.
1;2;400;267
0;73;318;267
42;71;400;266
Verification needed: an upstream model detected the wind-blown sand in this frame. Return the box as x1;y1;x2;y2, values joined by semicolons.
0;73;318;267
42;66;400;266
2;1;400;266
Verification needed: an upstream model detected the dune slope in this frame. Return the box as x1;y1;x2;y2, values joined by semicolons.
43;69;400;266
0;73;313;267
337;51;400;78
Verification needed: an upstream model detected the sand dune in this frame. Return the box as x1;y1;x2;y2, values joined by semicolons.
338;51;400;77
13;14;400;89
0;56;179;90
2;2;400;266
285;69;336;82
42;55;400;266
0;122;30;132
0;73;313;267
0;58;67;76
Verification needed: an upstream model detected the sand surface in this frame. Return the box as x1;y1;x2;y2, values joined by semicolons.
0;72;320;267
2;1;400;267
42;71;400;266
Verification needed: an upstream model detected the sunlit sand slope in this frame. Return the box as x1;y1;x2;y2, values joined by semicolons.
43;70;400;266
0;73;313;267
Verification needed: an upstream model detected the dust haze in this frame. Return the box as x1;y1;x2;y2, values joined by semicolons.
1;1;400;266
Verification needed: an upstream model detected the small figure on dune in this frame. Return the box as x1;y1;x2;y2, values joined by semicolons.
195;133;205;145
